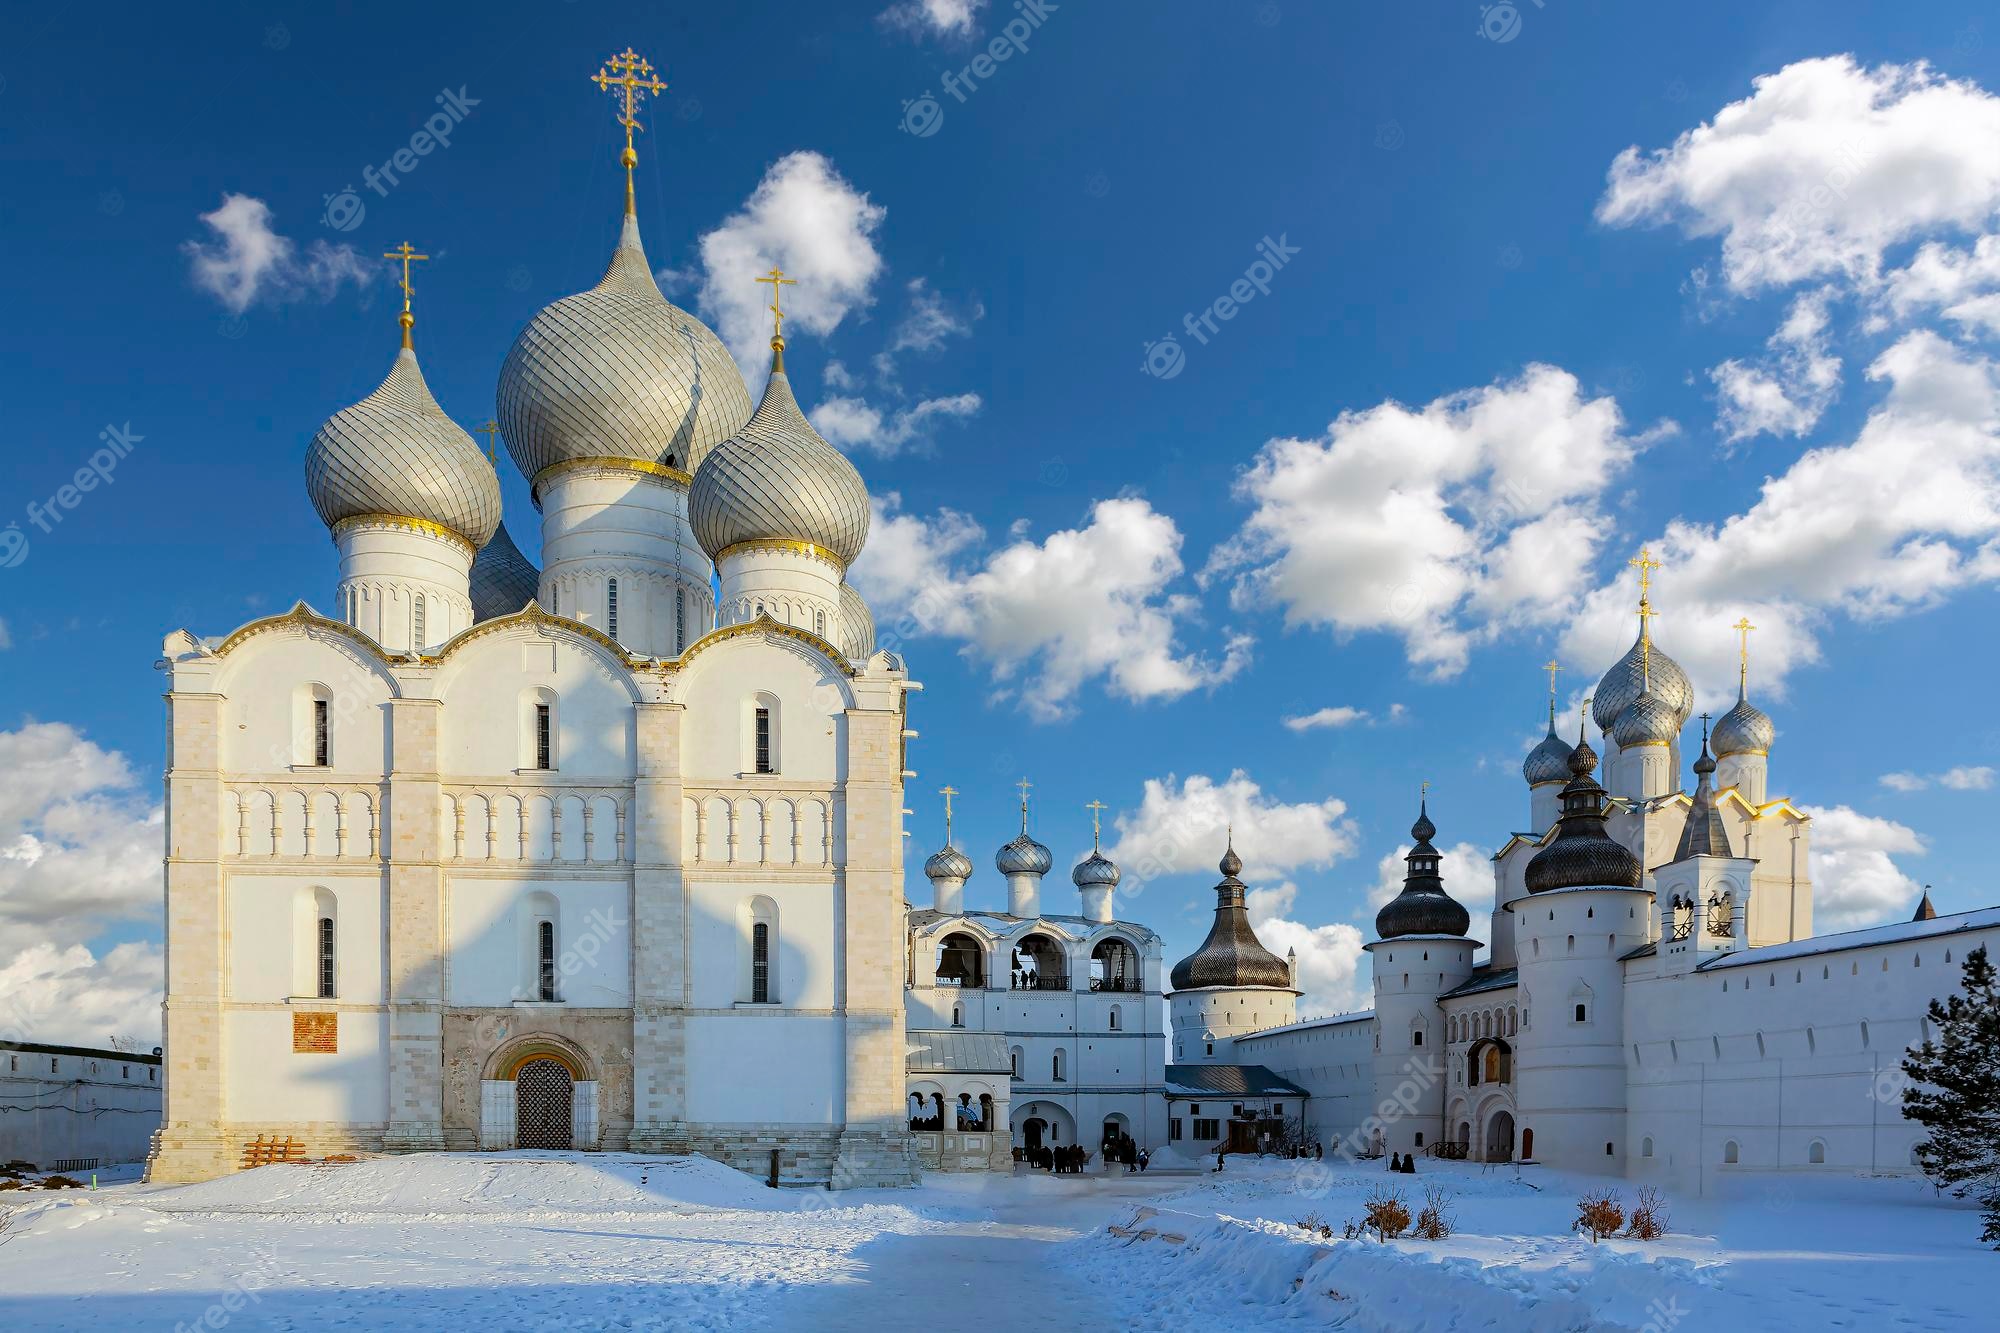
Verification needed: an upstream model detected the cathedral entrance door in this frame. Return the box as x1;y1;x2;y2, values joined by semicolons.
1485;1109;1515;1162
1022;1117;1046;1152
517;1057;575;1150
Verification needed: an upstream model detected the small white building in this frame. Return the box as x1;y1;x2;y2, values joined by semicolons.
1;1042;162;1171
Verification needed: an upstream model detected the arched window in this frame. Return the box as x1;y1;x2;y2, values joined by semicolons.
675;588;687;654
936;932;986;988
744;692;782;775
317;913;336;998
522;688;558;771
521;890;560;1002
815;608;826;637
1052;1048;1067;1082
414;594;427;647
294;886;338;998
1109;1005;1121;1031
296;683;335;767
606;578;619;640
1642;1136;1654;1158
1808;1139;1826;1164
1010;1046;1023;1079
951;1003;963;1027
743;896;780;1004
1090;937;1141;992
1723;1139;1740;1165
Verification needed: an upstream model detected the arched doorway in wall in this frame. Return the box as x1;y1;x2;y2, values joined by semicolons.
1485;1109;1516;1163
1011;1100;1075;1153
516;1057;575;1149
1521;1127;1534;1161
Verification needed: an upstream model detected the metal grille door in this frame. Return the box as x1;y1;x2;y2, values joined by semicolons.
515;1058;574;1150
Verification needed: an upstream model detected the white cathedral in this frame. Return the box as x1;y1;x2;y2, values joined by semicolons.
147;52;1997;1192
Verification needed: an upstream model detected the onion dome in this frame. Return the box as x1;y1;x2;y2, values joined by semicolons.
1611;687;1680;749
1375;800;1471;939
1169;836;1292;990
925;842;974;882
1524;729;1643;893
1711;689;1774;758
1673;726;1733;860
996;831;1053;876
1072;850;1121;889
689;343;871;568
306;347;501;548
469;522;541;620
495;213;753;486
1523;722;1575;786
836;582;876;660
1593;627;1693;735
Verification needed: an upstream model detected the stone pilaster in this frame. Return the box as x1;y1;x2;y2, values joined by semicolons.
146;691;232;1182
628;701;690;1153
383;697;446;1150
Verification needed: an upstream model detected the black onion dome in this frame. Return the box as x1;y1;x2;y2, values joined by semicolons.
1169;837;1292;990
1524;731;1642;893
1523;723;1576;786
1375;800;1471;939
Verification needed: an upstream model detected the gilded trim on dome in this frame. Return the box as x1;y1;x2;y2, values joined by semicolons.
330;512;477;556
714;538;846;572
529;455;694;502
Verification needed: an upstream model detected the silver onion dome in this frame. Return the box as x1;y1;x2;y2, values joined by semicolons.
1072;850;1121;889
470;522;542;621
495;214;753;486
1593;630;1693;734
924;843;974;881
306;346;501;548
1610;688;1681;749
996;832;1053;876
1523;724;1575;786
689;351;871;568
836;582;876;660
1711;693;1775;757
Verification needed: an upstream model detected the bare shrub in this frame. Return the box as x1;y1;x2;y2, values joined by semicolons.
1575;1189;1624;1242
1626;1185;1669;1240
1295;1212;1334;1239
1414;1182;1455;1240
1364;1185;1411;1242
39;1176;83;1191
1341;1217;1365;1240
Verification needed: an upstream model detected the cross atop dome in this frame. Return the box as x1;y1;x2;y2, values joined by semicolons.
383;241;428;349
591;47;668;216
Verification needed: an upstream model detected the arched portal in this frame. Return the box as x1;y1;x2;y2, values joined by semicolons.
1011;1100;1076;1152
516;1057;575;1149
1486;1109;1516;1163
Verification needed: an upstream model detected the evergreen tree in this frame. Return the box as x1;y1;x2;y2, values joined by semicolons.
1902;945;2000;1246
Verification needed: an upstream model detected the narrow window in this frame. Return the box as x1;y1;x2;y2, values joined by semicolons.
535;704;552;771
1413;1029;1424;1047
816;609;826;636
316;916;336;998
538;920;556;1001
754;707;773;774
751;921;770;1004
313;698;330;766
1574;1003;1588;1023
550;585;559;616
607;578;619;639
414;594;426;645
675;588;686;653
1415;1132;1424;1147
1109;1007;1120;1031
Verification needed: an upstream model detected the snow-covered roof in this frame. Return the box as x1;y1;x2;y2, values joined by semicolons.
1441;966;1519;1000
905;1029;1011;1074
1698;905;2000;971
1163;1064;1310;1099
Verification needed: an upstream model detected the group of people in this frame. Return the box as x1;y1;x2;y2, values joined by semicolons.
1027;1143;1089;1173
1387;1151;1419;1174
1104;1132;1150;1173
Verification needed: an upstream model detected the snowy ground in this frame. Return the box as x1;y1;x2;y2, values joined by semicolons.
0;1152;1986;1330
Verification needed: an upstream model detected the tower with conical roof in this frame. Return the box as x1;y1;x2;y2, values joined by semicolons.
305;241;501;652
1167;834;1298;1064
1364;793;1478;1159
1653;718;1758;978
495;50;753;655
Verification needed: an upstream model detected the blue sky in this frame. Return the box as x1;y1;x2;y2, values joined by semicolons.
4;0;1999;1039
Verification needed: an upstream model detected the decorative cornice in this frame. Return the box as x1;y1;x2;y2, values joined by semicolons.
211;601;398;666
530;455;693;504
331;512;477;557
423;599;644;676
668;612;853;675
714;538;846;574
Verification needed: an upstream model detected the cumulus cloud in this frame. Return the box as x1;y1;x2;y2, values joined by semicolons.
1208;363;1662;678
1879;765;1994;793
1597;56;2000;294
1244;882;1369;1018
812;391;983;457
690;152;888;379
879;0;986;39
1711;288;1844;444
0;721;164;1045
1804;803;1926;931
181;194;373;314
851;494;1251;720
1560;330;2000;707
1886;234;2000;336
1282;706;1368;732
1104;770;1355;885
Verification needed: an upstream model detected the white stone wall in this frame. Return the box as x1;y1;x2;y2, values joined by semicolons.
0;1048;162;1169
1227;1014;1375;1146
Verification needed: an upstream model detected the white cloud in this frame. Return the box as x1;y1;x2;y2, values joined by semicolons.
1804;803;1926;931
1209;363;1659;678
1282;706;1368;732
851;494;1252;720
1597;56;2000;294
811;391;983;457
1105;771;1355;885
0;722;164;1045
1562;330;2000;706
1886;234;2000;335
1711;288;1843;444
1244;881;1369;1019
181;194;374;314
0;618;10;650
889;278;981;357
1881;765;1995;793
879;0;986;39
823;358;863;392
690;152;888;379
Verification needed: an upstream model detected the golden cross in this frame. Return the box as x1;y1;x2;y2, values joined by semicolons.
383;242;428;348
477;420;500;465
939;785;958;840
591;47;668;213
756;267;798;344
1732;616;1756;693
1085;799;1107;850
1629;546;1662;617
1015;777;1032;829
1543;659;1561;726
